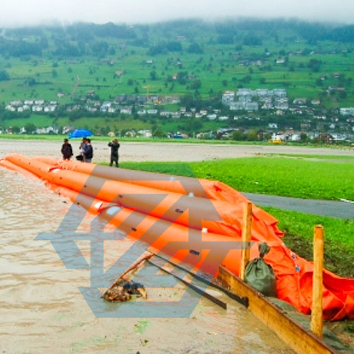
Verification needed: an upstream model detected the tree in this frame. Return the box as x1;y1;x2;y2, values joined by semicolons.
149;70;157;81
241;75;251;84
315;78;323;87
187;42;203;54
24;122;36;134
27;77;36;86
148;43;166;56
300;133;308;143
177;71;188;85
190;79;201;90
217;35;234;45
339;91;347;99
243;34;262;46
108;47;116;55
246;130;258;141
12;125;20;134
91;40;109;56
184;118;202;132
232;130;245;141
307;58;322;73
166;41;182;52
0;70;10;81
152;125;166;138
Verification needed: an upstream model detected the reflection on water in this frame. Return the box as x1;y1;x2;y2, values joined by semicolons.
0;168;293;354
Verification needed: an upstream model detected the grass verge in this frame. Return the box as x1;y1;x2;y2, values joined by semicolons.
120;157;354;201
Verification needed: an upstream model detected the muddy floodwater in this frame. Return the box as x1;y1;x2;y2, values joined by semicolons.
0;166;295;352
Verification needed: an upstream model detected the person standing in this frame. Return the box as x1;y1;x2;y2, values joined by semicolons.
75;137;86;161
61;138;73;160
108;139;120;167
79;137;86;152
83;138;93;163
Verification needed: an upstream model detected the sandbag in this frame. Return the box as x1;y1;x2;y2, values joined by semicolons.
245;242;277;297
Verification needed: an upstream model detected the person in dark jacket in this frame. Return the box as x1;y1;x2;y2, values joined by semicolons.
108;139;120;167
83;138;93;163
61;138;73;160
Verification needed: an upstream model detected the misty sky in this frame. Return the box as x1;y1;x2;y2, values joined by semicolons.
1;0;354;27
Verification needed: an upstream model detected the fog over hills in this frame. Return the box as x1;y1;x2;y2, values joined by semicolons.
1;0;354;28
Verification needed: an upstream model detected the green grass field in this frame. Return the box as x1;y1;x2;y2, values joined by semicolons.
121;156;354;200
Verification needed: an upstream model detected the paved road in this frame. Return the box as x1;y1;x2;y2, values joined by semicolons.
242;192;354;219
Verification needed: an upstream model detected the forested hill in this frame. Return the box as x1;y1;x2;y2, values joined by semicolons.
2;19;354;57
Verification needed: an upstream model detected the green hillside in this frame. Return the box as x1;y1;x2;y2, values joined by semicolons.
1;19;354;136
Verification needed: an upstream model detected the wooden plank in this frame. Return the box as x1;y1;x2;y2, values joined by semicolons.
311;225;324;337
240;202;252;280
217;266;339;354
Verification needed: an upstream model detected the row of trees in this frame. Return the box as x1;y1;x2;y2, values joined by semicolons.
7;122;37;134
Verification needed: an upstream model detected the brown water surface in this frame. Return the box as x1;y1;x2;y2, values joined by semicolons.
0;167;294;353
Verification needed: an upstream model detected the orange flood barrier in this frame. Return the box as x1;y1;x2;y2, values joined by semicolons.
1;153;354;321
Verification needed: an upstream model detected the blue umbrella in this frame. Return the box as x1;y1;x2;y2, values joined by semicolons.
68;129;93;139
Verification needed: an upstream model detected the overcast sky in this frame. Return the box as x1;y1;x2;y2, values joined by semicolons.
1;0;354;27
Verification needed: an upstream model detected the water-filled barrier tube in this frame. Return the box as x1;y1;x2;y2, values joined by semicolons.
1;153;354;321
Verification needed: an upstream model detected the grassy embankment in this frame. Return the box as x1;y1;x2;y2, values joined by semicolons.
116;155;354;278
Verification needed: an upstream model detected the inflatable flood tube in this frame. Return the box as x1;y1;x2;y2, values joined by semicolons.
32;156;283;233
72;190;258;276
33;156;252;204
11;154;281;239
2;153;354;321
0;159;38;180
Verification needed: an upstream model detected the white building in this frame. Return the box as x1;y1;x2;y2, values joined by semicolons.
147;109;158;115
222;91;235;105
